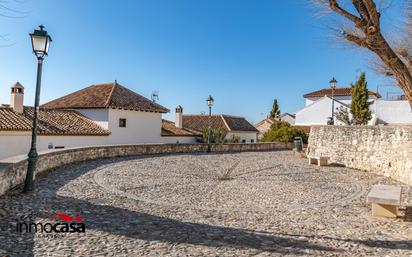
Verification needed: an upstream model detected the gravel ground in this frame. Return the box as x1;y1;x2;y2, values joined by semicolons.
0;150;411;256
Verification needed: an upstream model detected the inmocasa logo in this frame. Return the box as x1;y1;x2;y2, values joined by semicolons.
16;212;86;234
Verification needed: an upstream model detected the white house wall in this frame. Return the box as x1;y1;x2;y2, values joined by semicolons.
281;115;295;125
373;100;412;124
295;97;348;125
226;131;257;143
108;109;163;144
76;109;109;129
0;131;31;159
0;131;110;160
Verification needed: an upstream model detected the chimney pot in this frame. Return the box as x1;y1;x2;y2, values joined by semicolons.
175;105;183;128
10;82;24;113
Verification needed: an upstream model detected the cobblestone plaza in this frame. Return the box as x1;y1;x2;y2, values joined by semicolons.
0;151;411;256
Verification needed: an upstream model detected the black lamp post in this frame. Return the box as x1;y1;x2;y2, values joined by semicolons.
206;95;214;153
23;25;52;192
329;77;337;125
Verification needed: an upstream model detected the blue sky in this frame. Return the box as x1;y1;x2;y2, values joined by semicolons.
0;0;404;123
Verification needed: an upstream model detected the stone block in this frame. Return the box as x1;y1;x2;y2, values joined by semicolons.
371;203;398;218
367;184;402;218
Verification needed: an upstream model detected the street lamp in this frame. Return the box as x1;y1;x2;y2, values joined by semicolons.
329;77;337;125
23;25;52;192
206;95;214;153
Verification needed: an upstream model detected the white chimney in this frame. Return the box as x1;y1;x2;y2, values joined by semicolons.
175;105;183;128
10;82;24;113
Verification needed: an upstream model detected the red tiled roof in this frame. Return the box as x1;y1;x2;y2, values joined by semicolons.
182;115;258;132
41;82;169;113
303;87;381;99
161;119;201;137
0;107;110;136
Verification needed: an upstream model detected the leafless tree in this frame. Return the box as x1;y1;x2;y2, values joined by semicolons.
314;0;412;107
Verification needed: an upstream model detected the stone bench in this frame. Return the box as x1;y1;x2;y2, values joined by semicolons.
308;156;329;166
367;184;402;218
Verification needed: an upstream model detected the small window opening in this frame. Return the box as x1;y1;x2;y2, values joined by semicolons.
119;118;127;128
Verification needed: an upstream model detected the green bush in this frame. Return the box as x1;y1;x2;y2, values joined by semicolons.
261;121;308;143
199;126;228;144
230;134;240;143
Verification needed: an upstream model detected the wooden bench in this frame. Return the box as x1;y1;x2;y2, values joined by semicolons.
367;184;402;218
308;156;329;166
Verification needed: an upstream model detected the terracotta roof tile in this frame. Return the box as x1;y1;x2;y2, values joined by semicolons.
221;115;258;132
161;119;201;137
41;82;169;113
303;87;381;99
182;115;227;132
0;107;109;136
182;115;258;132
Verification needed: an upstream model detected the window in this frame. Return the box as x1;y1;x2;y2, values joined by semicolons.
251;139;254;143
242;139;246;143
119;118;127;128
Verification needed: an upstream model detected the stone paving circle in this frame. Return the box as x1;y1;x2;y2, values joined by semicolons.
0;150;411;256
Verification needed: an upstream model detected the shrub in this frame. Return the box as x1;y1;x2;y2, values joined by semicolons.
200;126;228;144
230;134;240;143
261;121;308;143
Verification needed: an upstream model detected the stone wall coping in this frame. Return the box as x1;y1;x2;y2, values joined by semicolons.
0;142;285;165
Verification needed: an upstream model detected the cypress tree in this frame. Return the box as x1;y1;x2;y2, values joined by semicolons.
351;73;372;125
269;99;281;119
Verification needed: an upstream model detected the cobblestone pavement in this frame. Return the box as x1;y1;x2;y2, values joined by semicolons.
0;151;411;256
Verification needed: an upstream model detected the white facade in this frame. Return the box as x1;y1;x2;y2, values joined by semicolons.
226;131;258;143
77;108;163;144
107;109;162;144
296;96;412;126
372;100;412;125
295;96;349;125
0;131;110;160
76;109;109;129
0;108;198;160
280;113;295;125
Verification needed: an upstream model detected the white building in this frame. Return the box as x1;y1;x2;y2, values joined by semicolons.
295;96;351;125
0;82;198;159
294;86;412;126
280;113;295;125
254;112;296;139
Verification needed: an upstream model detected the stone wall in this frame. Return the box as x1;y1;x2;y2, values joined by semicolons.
307;125;412;185
0;142;292;196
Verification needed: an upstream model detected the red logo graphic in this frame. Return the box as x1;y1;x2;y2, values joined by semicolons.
50;212;85;222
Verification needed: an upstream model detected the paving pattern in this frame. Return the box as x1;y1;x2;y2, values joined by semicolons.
0;151;411;256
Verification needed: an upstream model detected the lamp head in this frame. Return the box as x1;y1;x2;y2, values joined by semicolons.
206;95;214;107
329;77;337;89
30;25;52;58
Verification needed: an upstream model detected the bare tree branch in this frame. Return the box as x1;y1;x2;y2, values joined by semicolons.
314;0;412;107
329;0;362;25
